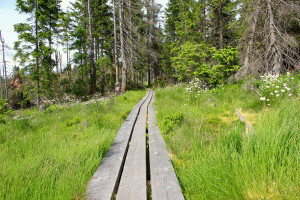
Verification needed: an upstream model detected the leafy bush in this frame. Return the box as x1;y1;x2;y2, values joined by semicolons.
171;42;240;85
0;100;12;124
72;78;89;97
65;117;81;127
171;42;214;81
0;100;11;115
161;112;184;135
44;104;63;114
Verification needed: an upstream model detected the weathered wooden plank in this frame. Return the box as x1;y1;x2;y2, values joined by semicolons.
116;90;153;200
148;95;185;200
86;91;150;200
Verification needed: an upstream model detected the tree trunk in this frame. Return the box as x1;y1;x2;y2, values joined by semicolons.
218;5;224;49
35;1;40;108
59;52;62;76
56;51;59;74
243;0;261;76
129;0;134;82
267;0;281;74
88;0;96;94
0;31;8;99
146;0;151;87
113;0;120;95
119;0;127;93
203;0;206;43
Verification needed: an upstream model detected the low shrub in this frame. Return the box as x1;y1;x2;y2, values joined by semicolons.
160;112;184;135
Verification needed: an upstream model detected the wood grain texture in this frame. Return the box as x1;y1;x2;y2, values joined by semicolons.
86;91;150;200
116;90;153;200
148;95;185;200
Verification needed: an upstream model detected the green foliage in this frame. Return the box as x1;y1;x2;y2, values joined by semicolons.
44;104;63;114
0;100;12;115
72;79;89;97
171;43;240;85
14;0;61;101
212;46;240;78
65;117;81;127
0;100;12;124
160;112;184;135
171;42;214;81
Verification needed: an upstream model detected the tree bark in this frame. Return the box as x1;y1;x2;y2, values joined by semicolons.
218;4;224;49
113;0;120;95
55;51;59;74
59;52;62;76
146;0;151;87
119;0;127;92
88;0;96;94
203;0;206;43
267;0;281;74
35;1;40;108
243;0;261;76
0;31;8;99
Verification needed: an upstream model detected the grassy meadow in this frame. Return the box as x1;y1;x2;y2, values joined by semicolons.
0;90;146;200
155;76;300;199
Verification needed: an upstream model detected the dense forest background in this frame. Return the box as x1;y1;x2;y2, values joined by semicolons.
0;0;299;108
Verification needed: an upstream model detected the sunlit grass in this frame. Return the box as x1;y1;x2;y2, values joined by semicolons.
0;90;146;200
155;81;299;200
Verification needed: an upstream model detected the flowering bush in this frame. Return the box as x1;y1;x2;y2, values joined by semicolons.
258;72;295;105
185;78;209;102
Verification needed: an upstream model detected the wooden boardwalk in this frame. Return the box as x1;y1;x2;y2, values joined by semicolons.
86;90;184;200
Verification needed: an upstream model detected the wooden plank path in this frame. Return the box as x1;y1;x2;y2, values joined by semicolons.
86;90;184;200
148;95;185;200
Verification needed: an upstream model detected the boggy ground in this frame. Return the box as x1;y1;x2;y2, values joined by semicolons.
154;76;300;200
0;90;146;200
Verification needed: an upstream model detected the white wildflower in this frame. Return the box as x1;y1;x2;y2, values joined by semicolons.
276;94;280;97
270;93;274;95
267;99;270;101
260;97;266;101
288;93;292;97
274;90;278;93
281;89;285;92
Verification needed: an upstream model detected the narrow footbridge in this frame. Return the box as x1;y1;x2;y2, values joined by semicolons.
86;90;184;200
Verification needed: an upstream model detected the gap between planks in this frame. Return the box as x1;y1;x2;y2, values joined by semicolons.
86;91;151;200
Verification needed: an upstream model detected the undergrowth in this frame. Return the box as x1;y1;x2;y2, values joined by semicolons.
0;90;146;200
155;75;299;200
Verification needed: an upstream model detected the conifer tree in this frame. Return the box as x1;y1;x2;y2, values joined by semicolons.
14;0;61;106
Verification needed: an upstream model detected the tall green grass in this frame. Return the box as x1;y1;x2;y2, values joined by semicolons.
155;84;299;199
0;90;146;199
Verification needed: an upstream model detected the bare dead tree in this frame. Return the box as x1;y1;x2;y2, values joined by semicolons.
236;0;300;79
0;31;8;99
113;0;120;95
35;1;40;108
88;0;96;94
119;0;127;92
